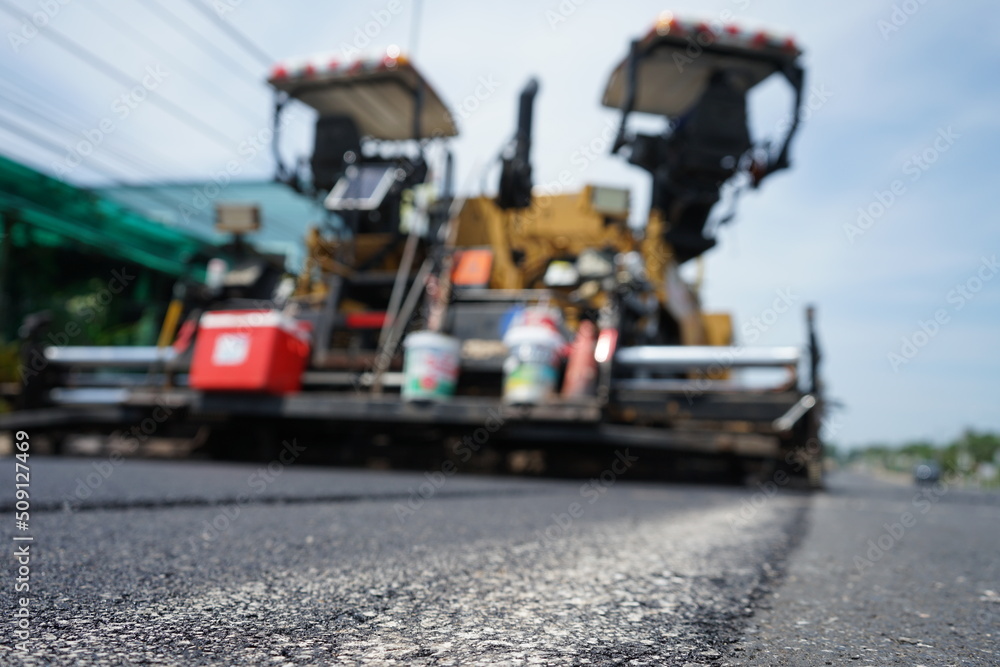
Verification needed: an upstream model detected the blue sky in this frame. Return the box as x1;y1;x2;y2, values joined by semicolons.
0;0;997;447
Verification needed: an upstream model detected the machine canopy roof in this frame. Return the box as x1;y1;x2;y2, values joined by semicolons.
268;51;458;141
602;14;802;118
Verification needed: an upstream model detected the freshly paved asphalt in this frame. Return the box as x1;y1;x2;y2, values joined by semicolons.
0;456;996;665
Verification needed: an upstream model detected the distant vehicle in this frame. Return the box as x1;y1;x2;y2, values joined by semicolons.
914;461;941;484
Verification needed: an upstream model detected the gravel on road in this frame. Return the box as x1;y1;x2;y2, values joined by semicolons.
1;458;996;666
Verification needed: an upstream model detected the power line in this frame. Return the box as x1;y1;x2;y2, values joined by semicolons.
0;72;79;133
1;113;312;249
0;112;133;181
0;99;310;240
0;88;168;177
0;90;222;231
0;78;197;177
0;16;308;243
0;72;309;239
0;63;227;180
0;0;237;151
180;0;274;67
0;112;217;230
81;0;263;125
141;0;261;80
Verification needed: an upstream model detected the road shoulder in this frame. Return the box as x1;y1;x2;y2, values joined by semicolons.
732;473;1000;665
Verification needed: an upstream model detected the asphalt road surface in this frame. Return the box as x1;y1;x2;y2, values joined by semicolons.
0;456;997;666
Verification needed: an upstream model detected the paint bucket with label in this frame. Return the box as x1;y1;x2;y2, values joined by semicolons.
502;325;564;404
402;331;461;401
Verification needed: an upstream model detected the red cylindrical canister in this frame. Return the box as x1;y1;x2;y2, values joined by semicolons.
561;320;598;398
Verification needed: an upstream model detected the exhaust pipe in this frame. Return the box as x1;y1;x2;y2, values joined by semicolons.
497;78;539;210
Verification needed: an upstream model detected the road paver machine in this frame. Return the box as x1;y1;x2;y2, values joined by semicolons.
5;14;824;485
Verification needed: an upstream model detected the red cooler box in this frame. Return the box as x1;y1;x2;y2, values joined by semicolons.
190;310;312;394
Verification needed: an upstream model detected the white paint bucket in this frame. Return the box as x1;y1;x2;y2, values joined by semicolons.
402;331;461;401
502;325;565;404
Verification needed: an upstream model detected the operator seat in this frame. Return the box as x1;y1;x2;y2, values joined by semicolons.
311;114;363;192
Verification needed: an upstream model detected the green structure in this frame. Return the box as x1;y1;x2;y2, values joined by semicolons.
0;154;226;348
